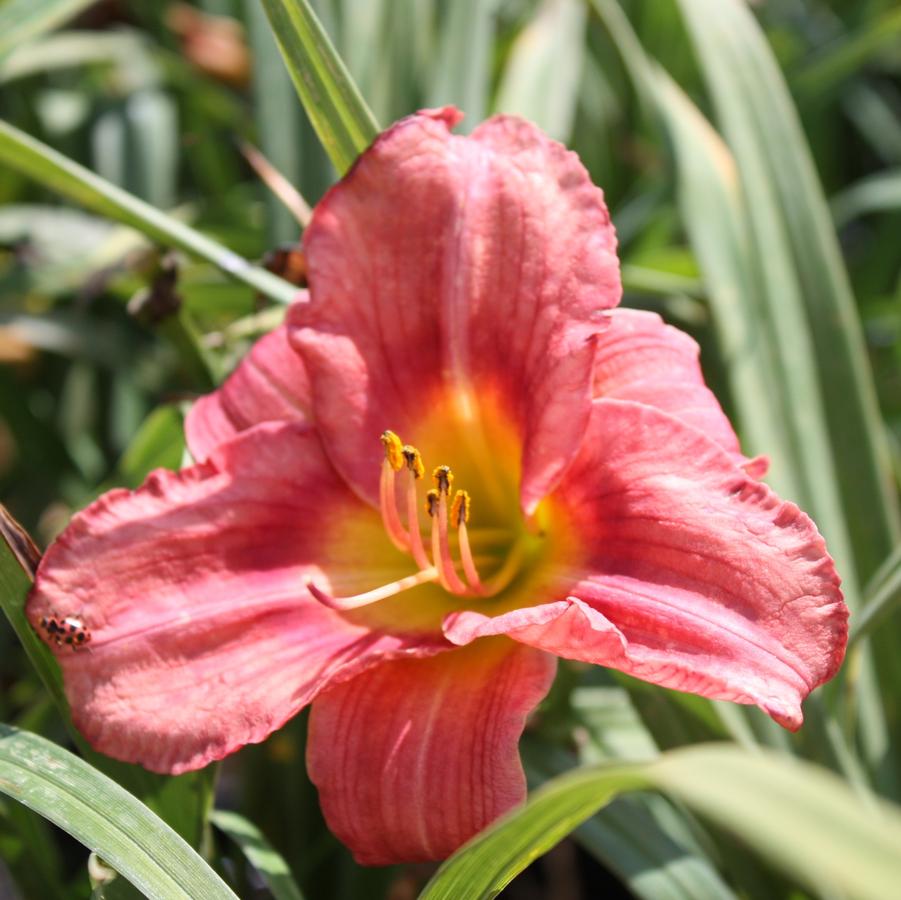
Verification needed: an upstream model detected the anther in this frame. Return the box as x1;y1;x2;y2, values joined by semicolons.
425;489;440;518
402;445;425;479
433;465;453;495
450;490;470;527
380;430;405;471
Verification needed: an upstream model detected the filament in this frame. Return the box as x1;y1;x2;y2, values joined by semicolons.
405;469;432;571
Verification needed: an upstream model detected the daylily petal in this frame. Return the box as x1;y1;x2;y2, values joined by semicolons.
307;638;556;865
289;107;620;512
593;308;767;474
28;422;447;774
185;314;311;461
444;400;847;730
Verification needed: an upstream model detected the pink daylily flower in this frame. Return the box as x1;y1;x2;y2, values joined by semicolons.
27;108;848;865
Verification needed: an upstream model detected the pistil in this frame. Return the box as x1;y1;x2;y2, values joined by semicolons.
308;566;438;611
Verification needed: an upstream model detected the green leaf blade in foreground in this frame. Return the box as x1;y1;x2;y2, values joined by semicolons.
0;119;297;304
420;764;650;900
421;746;901;900
0;725;237;900
0;0;98;58
259;0;379;174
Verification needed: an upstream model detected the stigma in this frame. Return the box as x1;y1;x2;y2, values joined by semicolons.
307;431;524;611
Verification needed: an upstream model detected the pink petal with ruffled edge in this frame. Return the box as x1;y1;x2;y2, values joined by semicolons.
593;308;766;475
185;316;312;462
307;638;556;865
444;400;847;730
28;422;448;774
288;107;620;511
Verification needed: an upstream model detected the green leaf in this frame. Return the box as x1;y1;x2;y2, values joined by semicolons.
244;0;304;245
211;810;305;900
673;0;900;587
258;0;379;174
494;0;587;142
851;545;901;645
421;762;649;900
0;0;98;59
831;168;901;226
428;0;498;127
649;746;901;900
591;0;799;508
0;119;297;304
593;0;886;783
793;6;901;99
0;724;236;900
523;739;737;900
112;406;186;489
421;746;901;900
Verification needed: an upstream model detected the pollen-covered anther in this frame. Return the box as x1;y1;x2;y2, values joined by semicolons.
433;465;454;495
450;490;470;527
380;430;405;471
402;445;425;479
425;489;440;518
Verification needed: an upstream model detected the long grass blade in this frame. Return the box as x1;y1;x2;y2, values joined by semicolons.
850;545;901;644
0;119;297;304
0;0;97;58
258;0;379;174
674;0;900;586
421;745;901;900
831;168;901;226
428;0;497;127
493;0;587;142
0;725;236;900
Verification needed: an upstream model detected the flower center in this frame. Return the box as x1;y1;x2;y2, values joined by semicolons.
308;429;528;612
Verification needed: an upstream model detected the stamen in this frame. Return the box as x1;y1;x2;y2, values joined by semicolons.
402;445;431;570
308;566;438;611
428;478;469;595
452;490;484;591
379;431;408;551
